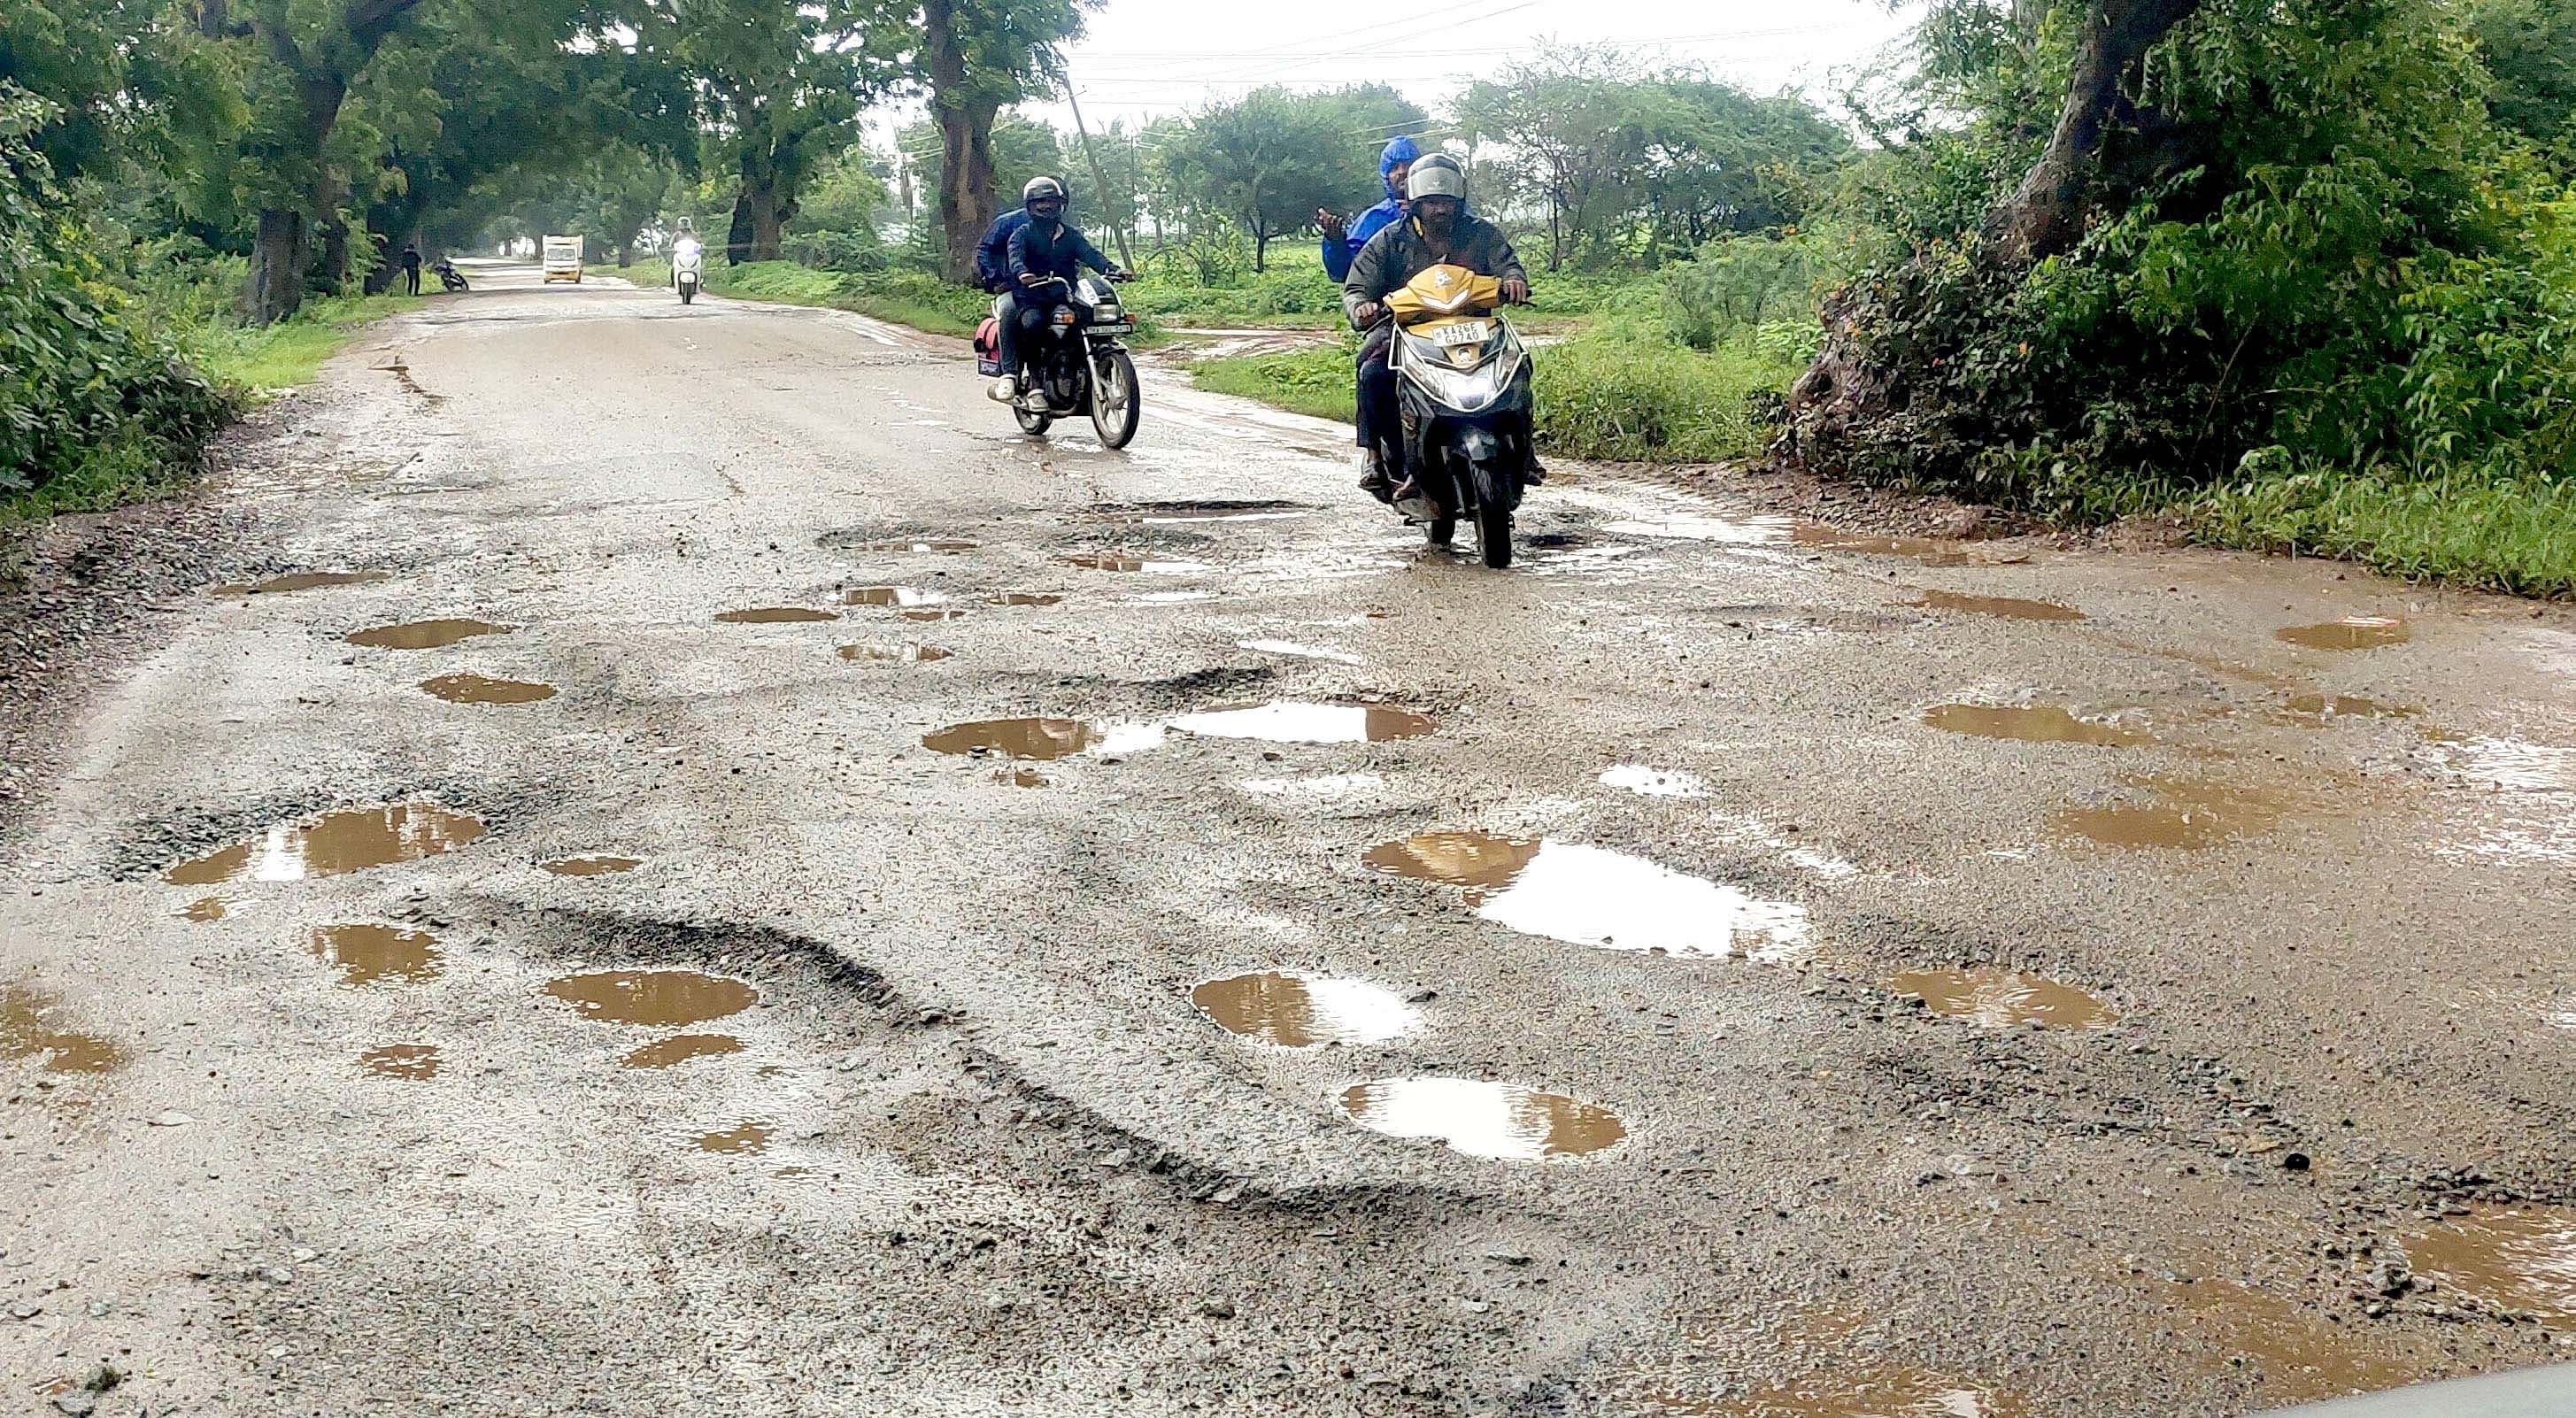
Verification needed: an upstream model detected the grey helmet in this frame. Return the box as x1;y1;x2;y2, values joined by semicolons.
1406;154;1466;203
1023;175;1068;205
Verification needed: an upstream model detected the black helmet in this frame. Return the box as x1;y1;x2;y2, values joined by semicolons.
1407;154;1466;204
1023;176;1068;205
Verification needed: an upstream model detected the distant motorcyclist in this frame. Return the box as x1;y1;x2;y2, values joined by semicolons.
1341;154;1531;501
1316;135;1417;284
980;179;1048;405
1000;177;1123;407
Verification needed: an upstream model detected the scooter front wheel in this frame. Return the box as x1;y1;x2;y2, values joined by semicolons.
1470;459;1515;568
1424;515;1455;547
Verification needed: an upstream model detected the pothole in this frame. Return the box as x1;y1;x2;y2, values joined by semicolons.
1167;701;1433;744
163;803;487;884
2398;1206;2576;1325
851;538;976;553
621;1034;744;1069
1191;972;1423;1047
541;969;758;1027
180;896;230;922
1060;553;1210;574
2278;693;2410;722
694;1121;773;1154
343;619;513;649
840;643;951;663
2163;1276;2418;1402
419;674;556;705
715;606;838;624
1600;765;1708;798
2277;617;2410;651
1923;703;2152;747
1908;589;2085;622
1236;639;1362;666
360;1044;441;1080
1365;833;1810;961
923;717;1105;761
1664;1362;2030;1417
2050;777;2292;850
983;592;1061;606
1;985;126;1074
2430;736;2576;792
541;855;641;876
212;571;390;596
844;586;949;608
1337;1078;1626;1161
1886;967;2117;1028
308;923;441;986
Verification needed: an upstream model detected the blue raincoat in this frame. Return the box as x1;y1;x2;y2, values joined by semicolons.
1321;135;1419;283
974;208;1031;291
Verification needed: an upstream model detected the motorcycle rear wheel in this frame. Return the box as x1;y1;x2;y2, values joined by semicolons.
1014;405;1053;437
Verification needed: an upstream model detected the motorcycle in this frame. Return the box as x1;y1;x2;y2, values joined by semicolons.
432;258;468;293
974;274;1141;449
671;236;703;305
1375;263;1538;568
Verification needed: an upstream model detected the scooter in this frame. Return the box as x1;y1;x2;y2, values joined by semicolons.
671;235;704;304
433;258;468;293
974;273;1141;448
1376;264;1538;568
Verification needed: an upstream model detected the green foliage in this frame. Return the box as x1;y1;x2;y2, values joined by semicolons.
2470;0;2576;149
1660;234;1823;350
1151;85;1428;269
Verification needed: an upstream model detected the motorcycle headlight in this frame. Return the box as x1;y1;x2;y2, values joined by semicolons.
1051;306;1077;327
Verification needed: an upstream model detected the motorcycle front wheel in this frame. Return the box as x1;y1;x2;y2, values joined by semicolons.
680;288;694;305
1470;459;1514;568
1089;350;1140;449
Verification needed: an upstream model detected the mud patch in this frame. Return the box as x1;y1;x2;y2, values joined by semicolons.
2399;1207;2576;1326
360;1044;441;1080
1191;972;1422;1047
542;969;759;1027
1924;703;2152;747
1887;967;2117;1028
1237;639;1361;666
343;618;513;650
996;767;1050;788
180;896;230;922
1167;701;1433;744
212;571;389;596
715;607;838;624
163;802;487;884
2279;693;2410;722
1366;833;1810;961
1909;589;2086;622
308;922;442;986
621;1033;744;1069
1;984;126;1074
419;673;556;705
901;608;969;621
1337;1078;1625;1161
840;643;951;664
844;586;950;608
2051;778;2291;851
2164;1277;2418;1403
695;1121;773;1154
2278;617;2410;651
983;592;1061;606
851;538;977;553
541;855;641;876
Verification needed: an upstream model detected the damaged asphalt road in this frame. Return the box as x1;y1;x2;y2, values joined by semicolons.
4;263;2575;1417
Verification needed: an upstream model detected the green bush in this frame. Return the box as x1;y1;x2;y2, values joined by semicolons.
1660;235;1822;350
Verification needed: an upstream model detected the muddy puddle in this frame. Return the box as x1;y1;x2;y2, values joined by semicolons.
1924;703;2151;747
1167;701;1434;744
1236;639;1362;666
1192;972;1423;1047
213;571;389;596
844;586;949;608
923;717;1104;761
1094;499;1308;525
2279;693;2410;721
343;618;513;650
308;923;441;986
621;1033;744;1069
715;606;838;624
2278;616;2410;651
1887;967;2117;1028
164;803;487;884
2399;1207;2576;1325
1060;553;1209;574
983;592;1061;606
419;673;556;705
360;1044;441;1080
1338;1077;1625;1161
840;643;951;664
694;1121;772;1154
541;855;641;876
2433;736;2576;792
996;767;1049;788
2;984;126;1074
1908;589;2086;622
1648;1364;2030;1417
181;896;231;922
2164;1277;2418;1402
1600;765;1709;798
1367;832;1811;961
542;969;758;1027
2051;778;2291;851
852;538;976;553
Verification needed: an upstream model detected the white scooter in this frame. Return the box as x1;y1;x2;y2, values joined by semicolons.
672;235;704;305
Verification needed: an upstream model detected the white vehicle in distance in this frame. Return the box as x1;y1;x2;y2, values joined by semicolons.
541;234;583;284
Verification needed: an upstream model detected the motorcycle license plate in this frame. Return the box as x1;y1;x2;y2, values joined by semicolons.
1430;320;1490;346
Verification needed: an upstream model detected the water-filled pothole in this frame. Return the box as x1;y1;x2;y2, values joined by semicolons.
1236;639;1362;666
419;674;555;705
695;1121;773;1154
621;1034;744;1069
983;592;1061;606
845;586;949;608
923;717;1103;760
2399;1206;2576;1325
1923;703;2152;747
1366;832;1809;960
163;803;487;884
1192;972;1423;1047
1060;553;1209;574
2277;617;2410;651
1886;967;2117;1028
1;985;125;1074
1167;701;1433;744
715;606;838;624
308;923;441;986
360;1044;440;1080
1670;1363;2030;1418
181;896;230;922
2050;778;2291;850
1337;1078;1625;1161
213;571;390;596
1909;589;2086;622
2164;1277;2418;1403
840;643;951;663
541;855;641;876
541;970;758;1026
852;538;977;553
344;619;513;649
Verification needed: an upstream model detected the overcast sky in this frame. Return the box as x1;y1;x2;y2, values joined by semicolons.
874;0;1919;163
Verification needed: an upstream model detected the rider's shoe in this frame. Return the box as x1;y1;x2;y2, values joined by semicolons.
988;374;1019;403
1357;454;1394;505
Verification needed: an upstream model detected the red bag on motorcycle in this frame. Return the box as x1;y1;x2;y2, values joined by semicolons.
973;316;1002;376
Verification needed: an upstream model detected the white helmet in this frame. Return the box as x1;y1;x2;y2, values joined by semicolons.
1406;154;1466;204
1023;176;1068;205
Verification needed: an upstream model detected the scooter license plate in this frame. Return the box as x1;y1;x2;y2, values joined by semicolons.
1430;320;1490;346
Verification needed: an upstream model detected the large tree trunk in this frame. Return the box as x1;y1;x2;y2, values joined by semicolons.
244;209;310;326
923;0;997;285
724;191;755;266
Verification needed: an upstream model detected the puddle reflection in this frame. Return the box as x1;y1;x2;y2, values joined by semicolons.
344;619;513;649
1192;972;1422;1047
165;803;487;884
1887;967;2116;1028
1367;832;1810;961
1338;1077;1625;1160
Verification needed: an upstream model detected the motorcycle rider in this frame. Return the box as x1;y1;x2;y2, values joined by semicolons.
1316;135;1417;283
1002;177;1122;407
977;183;1044;404
1340;153;1531;502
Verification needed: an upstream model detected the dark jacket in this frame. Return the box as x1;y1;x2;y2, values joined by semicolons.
1007;218;1113;290
1341;213;1527;327
974;209;1030;290
1322;135;1420;282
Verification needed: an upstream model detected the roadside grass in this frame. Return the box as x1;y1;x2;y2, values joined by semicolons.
1192;343;1356;423
184;292;424;397
2194;466;2576;598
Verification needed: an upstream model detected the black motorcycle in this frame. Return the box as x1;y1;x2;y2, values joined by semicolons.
433;258;468;293
998;274;1141;449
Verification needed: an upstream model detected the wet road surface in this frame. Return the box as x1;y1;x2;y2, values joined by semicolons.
5;263;2576;1416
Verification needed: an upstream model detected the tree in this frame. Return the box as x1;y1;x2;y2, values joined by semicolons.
877;0;1092;283
2470;0;2576;149
1456;46;1661;270
1159;85;1424;271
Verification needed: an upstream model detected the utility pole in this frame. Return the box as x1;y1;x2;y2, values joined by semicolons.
1060;66;1135;272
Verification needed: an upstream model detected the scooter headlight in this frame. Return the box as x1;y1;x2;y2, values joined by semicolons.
675;238;700;258
1402;346;1522;414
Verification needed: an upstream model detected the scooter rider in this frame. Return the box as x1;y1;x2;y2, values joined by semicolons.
1316;135;1417;283
1002;178;1122;406
978;183;1043;405
1341;153;1531;502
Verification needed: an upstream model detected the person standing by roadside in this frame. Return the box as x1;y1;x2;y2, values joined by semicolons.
400;243;423;296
